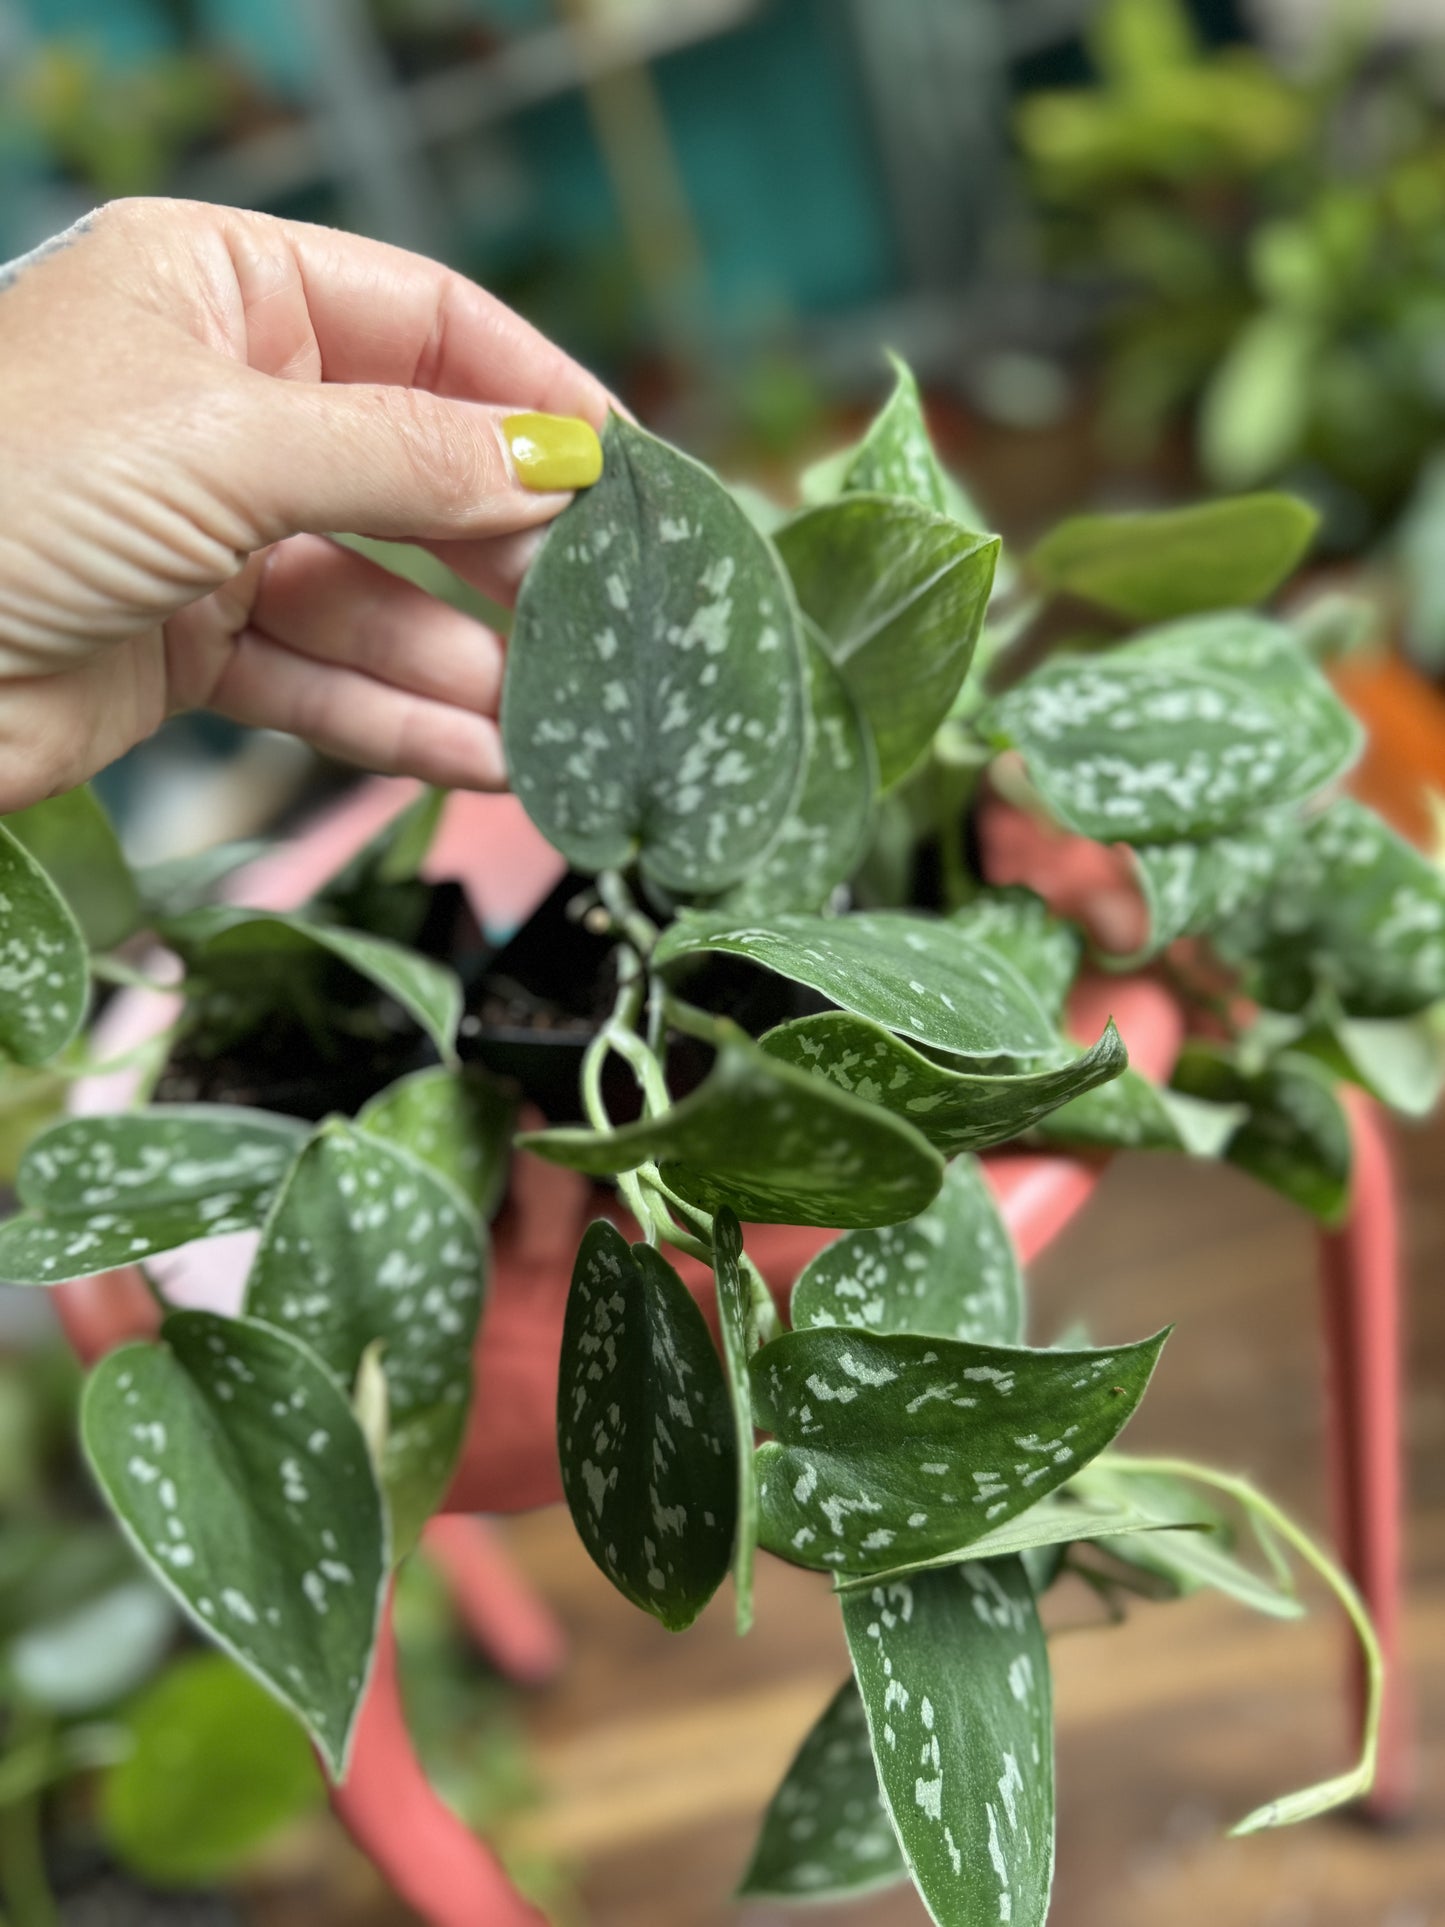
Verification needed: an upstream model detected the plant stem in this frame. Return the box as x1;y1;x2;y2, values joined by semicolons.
0;1714;57;1927
89;954;175;994
1105;1455;1382;1833
597;870;658;958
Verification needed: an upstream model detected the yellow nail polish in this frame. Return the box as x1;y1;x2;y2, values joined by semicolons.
503;412;603;492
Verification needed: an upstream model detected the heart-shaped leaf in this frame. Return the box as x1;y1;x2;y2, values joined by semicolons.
557;1221;735;1630
0;1108;306;1285
1124;822;1293;963
948;889;1081;1020
655;912;1058;1063
751;1325;1167;1575
6;786;140;951
1172;1044;1352;1222
713;1209;759;1632
501;415;807;893
777;497;998;786
761;1012;1126;1155
521;1026;943;1229
717;623;877;915
842;1560;1054;1927
81;1311;387;1776
1028;493;1318;621
357;1066;515;1221
739;1677;906;1901
1219;798;1445;1018
0;823;89;1068
791;1158;1023;1347
983;616;1359;842
245;1121;487;1551
163;906;462;1062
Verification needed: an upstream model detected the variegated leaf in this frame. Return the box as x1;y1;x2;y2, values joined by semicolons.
751;1325;1167;1575
790;1157;1024;1347
842;1561;1054;1927
761;1011;1125;1155
739;1678;906;1900
357;1065;515;1220
557;1222;735;1630
81;1311;387;1776
501;415;807;893
0;823;89;1068
521;1027;943;1229
713;1209;759;1631
655;912;1057;1063
245;1122;486;1551
6;786;140;951
1171;1044;1352;1222
1125;823;1293;962
0;1109;306;1285
948;889;1081;1019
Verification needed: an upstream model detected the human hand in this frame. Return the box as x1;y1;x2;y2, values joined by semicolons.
0;198;611;814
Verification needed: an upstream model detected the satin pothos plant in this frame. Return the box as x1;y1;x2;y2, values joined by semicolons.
1;356;1437;1924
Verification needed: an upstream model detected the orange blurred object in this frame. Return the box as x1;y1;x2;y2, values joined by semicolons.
1333;650;1445;846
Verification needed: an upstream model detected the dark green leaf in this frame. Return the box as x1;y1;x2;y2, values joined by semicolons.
738;1678;906;1901
0;1107;306;1285
1172;1044;1352;1222
791;1158;1023;1346
983;616;1360;842
6;786;140;950
837;352;949;511
101;1652;323;1886
81;1311;387;1775
752;1325;1167;1575
761;1011;1126;1155
717;623;877;915
357;1065;515;1220
165;905;462;1063
522;1026;943;1229
557;1221;735;1630
777;496;998;786
0;822;89;1067
1028;493;1317;622
320;786;447;897
948;889;1081;1020
655;911;1058;1062
842;1561;1053;1927
713;1209;759;1632
245;1121;487;1550
502;415;807;893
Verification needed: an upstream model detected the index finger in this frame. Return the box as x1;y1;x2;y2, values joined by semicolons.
211;206;615;422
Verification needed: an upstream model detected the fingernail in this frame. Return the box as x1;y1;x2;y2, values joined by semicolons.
503;412;603;492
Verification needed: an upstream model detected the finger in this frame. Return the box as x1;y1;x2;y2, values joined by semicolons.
206;629;506;790
211;205;616;420
240;382;602;545
420;529;552;612
250;535;505;714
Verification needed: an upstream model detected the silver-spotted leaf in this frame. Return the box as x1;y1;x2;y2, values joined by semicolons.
0;823;89;1067
717;623;877;915
655;912;1058;1063
1028;493;1317;621
713;1209;759;1631
842;1561;1053;1927
1171;1044;1352;1223
1220;798;1445;1019
0;1108;306;1285
557;1222;735;1630
983;616;1360;843
791;1157;1023;1347
751;1325;1167;1575
521;1027;943;1229
357;1066;514;1221
837;352;949;511
163;906;462;1062
777;496;998;786
761;1011;1126;1155
1036;1062;1242;1157
1125;822;1293;963
81;1311;387;1776
6;786;140;951
738;1678;906;1901
949;889;1081;1021
502;415;806;893
245;1122;486;1551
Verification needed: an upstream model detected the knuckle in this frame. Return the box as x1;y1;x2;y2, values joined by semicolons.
382;390;503;524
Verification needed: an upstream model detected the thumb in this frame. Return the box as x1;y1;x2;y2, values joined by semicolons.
241;380;604;544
